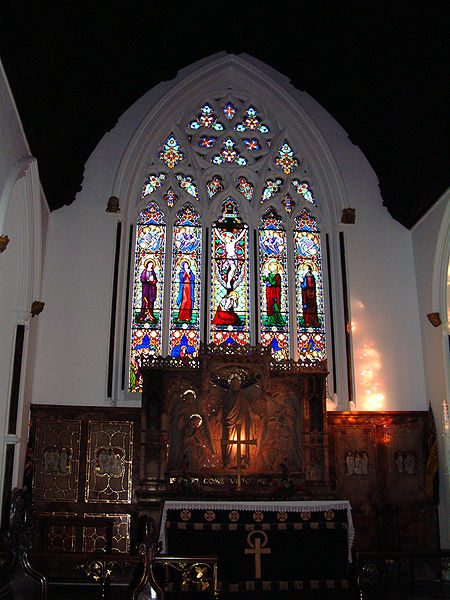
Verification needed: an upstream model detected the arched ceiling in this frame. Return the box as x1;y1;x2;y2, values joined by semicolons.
0;2;447;228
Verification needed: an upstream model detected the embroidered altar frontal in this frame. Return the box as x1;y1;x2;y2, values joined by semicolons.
160;501;353;592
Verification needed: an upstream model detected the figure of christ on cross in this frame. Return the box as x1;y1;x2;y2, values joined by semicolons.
221;423;257;490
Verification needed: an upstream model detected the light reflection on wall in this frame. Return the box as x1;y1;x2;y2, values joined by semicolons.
351;298;386;410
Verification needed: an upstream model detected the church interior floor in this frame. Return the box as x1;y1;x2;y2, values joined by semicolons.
164;581;450;600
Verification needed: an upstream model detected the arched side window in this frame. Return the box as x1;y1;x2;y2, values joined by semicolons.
127;95;327;391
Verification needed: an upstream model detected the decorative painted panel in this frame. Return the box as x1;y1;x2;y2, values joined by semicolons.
294;209;326;361
210;200;250;346
169;204;202;358
259;209;289;359
129;202;166;392
86;421;133;503
33;420;81;502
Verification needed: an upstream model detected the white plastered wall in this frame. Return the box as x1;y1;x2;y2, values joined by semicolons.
33;52;426;412
0;60;48;514
412;189;450;547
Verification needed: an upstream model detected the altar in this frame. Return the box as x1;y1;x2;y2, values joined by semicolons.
159;500;354;593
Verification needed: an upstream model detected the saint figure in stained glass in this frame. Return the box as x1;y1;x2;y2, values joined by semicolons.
137;259;158;322
264;261;285;326
300;263;320;327
177;260;195;322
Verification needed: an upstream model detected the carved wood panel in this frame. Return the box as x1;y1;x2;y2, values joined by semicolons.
32;420;81;501
85;421;133;503
334;425;377;503
385;425;425;503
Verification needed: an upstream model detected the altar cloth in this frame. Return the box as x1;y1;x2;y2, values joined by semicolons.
159;500;354;590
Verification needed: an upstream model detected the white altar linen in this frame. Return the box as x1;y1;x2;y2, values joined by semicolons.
159;499;355;562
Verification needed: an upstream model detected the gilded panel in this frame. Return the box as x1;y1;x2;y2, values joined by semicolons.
85;421;133;503
33;420;81;501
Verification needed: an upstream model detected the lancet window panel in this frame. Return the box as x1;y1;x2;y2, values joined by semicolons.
129;202;166;393
210;201;251;346
169;204;202;358
259;210;290;360
294;209;326;362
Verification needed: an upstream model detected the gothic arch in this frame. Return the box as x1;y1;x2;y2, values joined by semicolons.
111;53;348;228
109;53;350;402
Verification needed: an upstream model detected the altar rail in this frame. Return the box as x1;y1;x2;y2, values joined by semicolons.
354;549;450;599
1;551;219;599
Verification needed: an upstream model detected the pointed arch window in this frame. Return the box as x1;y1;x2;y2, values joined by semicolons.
127;96;329;392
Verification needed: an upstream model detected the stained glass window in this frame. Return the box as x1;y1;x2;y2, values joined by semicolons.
236;177;253;201
169;204;202;358
164;188;177;208
243;139;261;151
223;103;236;120
294;209;326;361
141;173;166;198
212;138;248;166
159;134;185;168
274;141;299;174
235;106;270;133
261;178;282;203
259;209;289;360
175;174;199;200
206;175;223;199
129;95;329;392
210;200;250;346
291;179;316;206
129;202;166;392
188;104;224;131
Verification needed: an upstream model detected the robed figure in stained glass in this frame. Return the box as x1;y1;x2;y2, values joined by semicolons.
301;264;320;327
212;291;242;326
177;260;195;322
137;259;158;322
264;261;285;326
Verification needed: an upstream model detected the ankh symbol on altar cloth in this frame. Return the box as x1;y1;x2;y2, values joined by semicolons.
245;530;271;579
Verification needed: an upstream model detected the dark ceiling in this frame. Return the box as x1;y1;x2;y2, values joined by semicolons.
0;2;448;228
